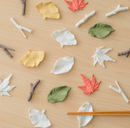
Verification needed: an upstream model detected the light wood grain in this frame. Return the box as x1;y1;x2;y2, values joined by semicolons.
0;0;130;128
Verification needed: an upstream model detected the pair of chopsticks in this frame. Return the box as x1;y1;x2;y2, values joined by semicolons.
67;111;130;116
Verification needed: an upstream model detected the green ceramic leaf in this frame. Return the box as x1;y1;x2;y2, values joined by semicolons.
47;86;71;103
88;23;115;38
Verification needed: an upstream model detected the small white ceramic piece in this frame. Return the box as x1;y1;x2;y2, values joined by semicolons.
0;74;15;96
106;5;129;17
29;109;51;128
109;81;129;103
77;102;93;128
92;46;116;68
51;56;74;75
76;11;96;27
51;29;77;48
10;18;32;38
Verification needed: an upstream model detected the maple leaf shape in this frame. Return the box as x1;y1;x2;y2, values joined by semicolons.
78;74;101;95
0;74;15;96
64;0;88;12
92;46;116;68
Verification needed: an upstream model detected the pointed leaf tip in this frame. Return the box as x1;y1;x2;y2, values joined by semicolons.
47;86;71;103
78;74;101;95
88;23;115;38
64;0;88;12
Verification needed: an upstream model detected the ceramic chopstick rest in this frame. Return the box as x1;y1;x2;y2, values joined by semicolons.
10;18;32;38
51;56;74;75
92;46;116;68
64;0;88;12
106;5;129;17
88;23;115;38
27;79;40;101
19;50;45;67
78;74;101;95
0;74;15;96
36;1;60;20
52;29;77;48
0;44;15;58
109;81;129;103
118;49;130;57
47;86;71;103
76;11;96;27
20;0;26;15
77;102;93;127
29;109;51;128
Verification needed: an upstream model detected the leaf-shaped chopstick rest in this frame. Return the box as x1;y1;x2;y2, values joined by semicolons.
52;29;77;48
0;74;15;96
19;50;45;67
51;56;74;75
92;46;116;68
47;86;71;103
29;109;51;128
64;0;88;12
36;1;60;20
78;74;101;95
88;23;115;38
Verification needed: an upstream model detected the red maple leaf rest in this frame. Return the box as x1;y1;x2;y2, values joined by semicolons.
64;0;88;12
78;74;101;95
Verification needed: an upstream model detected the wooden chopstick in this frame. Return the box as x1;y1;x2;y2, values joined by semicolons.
67;111;130;116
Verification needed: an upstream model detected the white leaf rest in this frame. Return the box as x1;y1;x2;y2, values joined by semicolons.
77;102;93;128
51;56;74;75
52;29;77;48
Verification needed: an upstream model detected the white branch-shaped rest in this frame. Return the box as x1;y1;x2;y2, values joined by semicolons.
106;5;129;17
76;11;96;28
109;81;129;103
10;18;32;38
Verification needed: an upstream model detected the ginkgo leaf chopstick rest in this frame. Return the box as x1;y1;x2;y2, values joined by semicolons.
29;109;51;128
106;5;129;17
76;10;96;27
0;44;15;58
10;18;32;38
109;81;129;103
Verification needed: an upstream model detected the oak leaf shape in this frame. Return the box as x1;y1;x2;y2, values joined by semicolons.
77;102;93;128
19;50;45;67
51;56;74;75
0;74;15;96
51;29;77;48
64;0;88;12
88;23;115;38
92;46;116;68
78;74;101;95
36;2;60;20
29;109;51;128
47;86;71;103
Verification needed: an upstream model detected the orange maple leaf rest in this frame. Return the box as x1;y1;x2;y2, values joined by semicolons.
64;0;88;12
78;74;101;95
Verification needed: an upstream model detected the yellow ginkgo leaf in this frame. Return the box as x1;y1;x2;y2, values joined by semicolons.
19;50;45;67
36;1;60;20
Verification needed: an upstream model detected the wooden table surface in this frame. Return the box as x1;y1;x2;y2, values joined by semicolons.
0;0;130;128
